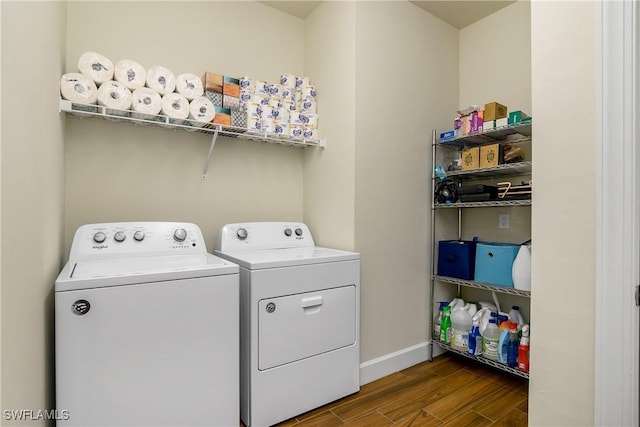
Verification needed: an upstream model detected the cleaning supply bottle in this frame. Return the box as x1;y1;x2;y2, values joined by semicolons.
497;321;516;364
518;324;530;372
473;308;492;336
450;306;473;351
482;319;500;361
509;305;525;328
440;305;452;344
468;319;482;356
507;324;519;367
434;301;448;339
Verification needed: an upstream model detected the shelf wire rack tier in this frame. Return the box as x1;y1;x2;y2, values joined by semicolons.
433;199;531;209
59;99;326;149
436;122;532;148
432;275;531;297
432;339;530;379
442;161;532;180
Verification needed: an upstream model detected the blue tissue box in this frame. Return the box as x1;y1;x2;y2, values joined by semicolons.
438;240;477;280
440;130;455;141
474;242;520;287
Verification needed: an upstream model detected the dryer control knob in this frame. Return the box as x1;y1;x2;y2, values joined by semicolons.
284;228;292;237
114;231;126;242
133;231;145;242
93;232;106;244
237;228;248;240
295;228;303;236
173;228;187;242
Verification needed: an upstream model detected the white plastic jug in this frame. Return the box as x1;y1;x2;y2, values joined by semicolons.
450;308;473;351
512;241;531;291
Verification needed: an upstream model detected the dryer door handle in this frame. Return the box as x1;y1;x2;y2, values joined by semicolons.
301;295;323;308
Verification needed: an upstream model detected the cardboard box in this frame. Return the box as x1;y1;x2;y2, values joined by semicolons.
469;110;484;134
480;143;504;168
202;72;223;93
508;110;531;125
496;117;509;128
483;120;495;131
461;147;480;170
440;130;455;141
484;102;507;121
474;242;520;287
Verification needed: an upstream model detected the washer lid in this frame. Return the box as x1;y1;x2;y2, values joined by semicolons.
55;253;238;291
214;246;359;270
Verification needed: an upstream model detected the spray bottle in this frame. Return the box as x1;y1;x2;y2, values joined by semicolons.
440;305;452;344
518;324;530;372
468;318;482;356
434;301;448;339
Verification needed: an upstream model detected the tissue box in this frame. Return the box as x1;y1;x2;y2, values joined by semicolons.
440;130;455;141
202;72;223;93
438;240;477;280
223;95;240;110
213;106;231;126
204;90;223;107
479;143;504;168
508;110;531;125
231;108;247;129
461;147;480;170
484;102;507;121
470;110;484;134
474;242;520;287
223;76;240;97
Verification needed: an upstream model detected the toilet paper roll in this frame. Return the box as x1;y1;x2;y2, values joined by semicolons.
268;96;282;109
247;116;263;134
131;87;162;121
147;65;176;95
281;86;293;100
97;80;132;117
295;76;310;89
161;92;189;124
299;98;317;113
303;113;318;129
239;90;253;108
78;51;114;85
239;76;254;92
268;84;283;98
280;73;296;88
246;102;262;119
114;59;146;90
262;118;276;134
289;111;307;126
252;93;269;106
254;80;270;95
189;96;215;127
274;120;289;137
176;73;204;101
302;127;318;140
60;73;98;106
300;85;316;99
282;98;296;112
289;123;303;139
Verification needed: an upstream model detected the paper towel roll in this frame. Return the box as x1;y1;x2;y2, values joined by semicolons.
97;80;132;117
78;51;114;85
114;59;146;90
131;87;161;121
176;73;204;101
60;73;98;107
147;65;176;95
161;92;189;125
189;96;215;127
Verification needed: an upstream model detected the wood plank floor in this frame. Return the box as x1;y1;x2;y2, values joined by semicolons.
277;353;529;426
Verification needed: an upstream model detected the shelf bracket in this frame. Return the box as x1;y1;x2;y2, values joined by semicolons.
201;128;219;180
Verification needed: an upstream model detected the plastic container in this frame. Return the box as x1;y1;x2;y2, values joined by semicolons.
468;320;482;356
512;241;531;291
509;305;525;328
482;319;500;361
498;322;518;364
434;301;448;339
440;305;452;344
450;307;473;351
518;324;530;372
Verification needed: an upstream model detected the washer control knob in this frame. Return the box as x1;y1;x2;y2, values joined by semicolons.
295;228;303;237
114;231;126;242
173;228;187;242
133;231;145;242
93;232;106;244
237;228;248;240
284;228;292;237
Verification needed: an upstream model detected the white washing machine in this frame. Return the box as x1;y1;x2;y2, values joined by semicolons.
55;222;239;427
214;222;360;427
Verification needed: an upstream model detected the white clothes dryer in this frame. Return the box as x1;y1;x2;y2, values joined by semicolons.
55;222;239;427
214;222;360;427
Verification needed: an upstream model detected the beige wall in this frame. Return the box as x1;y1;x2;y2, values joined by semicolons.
457;1;532;321
303;1;356;251
1;1;66;424
64;2;308;255
353;2;459;361
530;1;598;425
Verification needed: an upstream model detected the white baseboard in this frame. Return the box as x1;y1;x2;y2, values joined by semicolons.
359;341;437;385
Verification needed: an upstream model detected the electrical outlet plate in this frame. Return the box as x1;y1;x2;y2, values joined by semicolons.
498;213;510;229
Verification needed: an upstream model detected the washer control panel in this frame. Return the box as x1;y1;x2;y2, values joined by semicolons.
216;222;314;251
69;222;207;261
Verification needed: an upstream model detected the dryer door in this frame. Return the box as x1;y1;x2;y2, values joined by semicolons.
258;285;356;370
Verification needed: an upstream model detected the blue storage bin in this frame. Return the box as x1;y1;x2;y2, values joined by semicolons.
474;242;520;287
437;240;477;280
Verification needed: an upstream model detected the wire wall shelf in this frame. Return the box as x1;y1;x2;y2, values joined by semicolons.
441;161;532;180
433;199;531;209
433;275;531;298
436;122;532;148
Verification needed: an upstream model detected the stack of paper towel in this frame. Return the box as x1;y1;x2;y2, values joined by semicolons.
60;51;215;126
